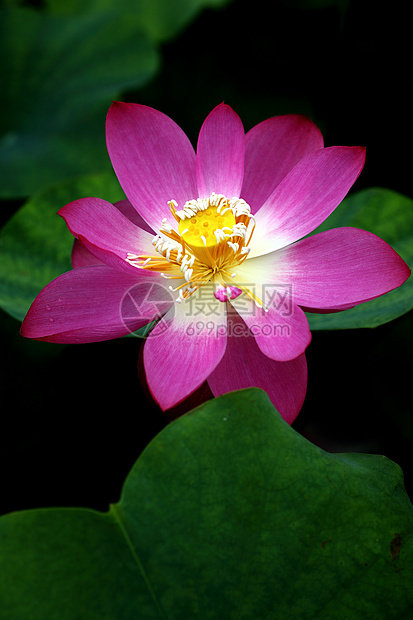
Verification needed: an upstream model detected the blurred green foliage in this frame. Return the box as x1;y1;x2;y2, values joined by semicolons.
0;0;233;197
0;172;123;320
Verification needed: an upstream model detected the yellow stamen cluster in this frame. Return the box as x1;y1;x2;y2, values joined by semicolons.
126;192;263;306
178;205;235;252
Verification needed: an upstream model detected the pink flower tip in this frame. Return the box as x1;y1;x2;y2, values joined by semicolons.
214;285;243;302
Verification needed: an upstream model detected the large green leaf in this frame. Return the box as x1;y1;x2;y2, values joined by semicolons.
0;172;124;321
307;187;413;330
1;389;412;618
0;0;232;198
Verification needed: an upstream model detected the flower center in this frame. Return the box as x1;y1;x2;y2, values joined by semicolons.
178;204;235;252
126;192;264;307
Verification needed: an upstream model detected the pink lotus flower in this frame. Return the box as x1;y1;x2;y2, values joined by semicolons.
21;103;410;423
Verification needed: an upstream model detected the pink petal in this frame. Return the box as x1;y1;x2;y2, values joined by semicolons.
250;146;366;257
114;199;155;234
230;295;311;362
71;239;103;268
106;102;197;231
59;197;155;274
207;309;307;424
242;114;324;214
70;198;155;268
20;266;170;343
196;103;245;199
143;294;227;410
248;227;411;310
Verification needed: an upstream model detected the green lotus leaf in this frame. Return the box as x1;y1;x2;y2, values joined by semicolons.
1;389;412;618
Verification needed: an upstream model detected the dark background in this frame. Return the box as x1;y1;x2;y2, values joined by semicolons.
1;0;412;515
